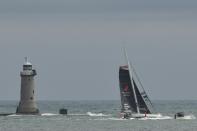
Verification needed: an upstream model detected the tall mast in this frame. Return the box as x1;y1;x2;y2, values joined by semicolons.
123;47;140;114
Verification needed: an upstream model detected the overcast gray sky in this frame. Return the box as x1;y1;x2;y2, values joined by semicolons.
0;0;197;100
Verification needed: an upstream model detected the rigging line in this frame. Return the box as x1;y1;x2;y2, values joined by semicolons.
131;64;156;112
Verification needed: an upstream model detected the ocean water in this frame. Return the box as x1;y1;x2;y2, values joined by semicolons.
0;100;197;131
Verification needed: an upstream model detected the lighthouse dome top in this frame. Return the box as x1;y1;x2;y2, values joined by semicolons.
23;57;33;71
24;61;32;66
24;57;32;66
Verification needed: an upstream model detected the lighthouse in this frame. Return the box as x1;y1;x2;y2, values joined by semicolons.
16;57;39;114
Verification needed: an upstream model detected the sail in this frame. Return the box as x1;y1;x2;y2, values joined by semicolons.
119;65;152;114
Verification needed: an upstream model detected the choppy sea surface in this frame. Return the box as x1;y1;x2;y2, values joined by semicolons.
0;100;197;131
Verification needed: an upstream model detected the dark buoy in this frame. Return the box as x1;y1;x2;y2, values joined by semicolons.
174;112;184;119
59;108;67;115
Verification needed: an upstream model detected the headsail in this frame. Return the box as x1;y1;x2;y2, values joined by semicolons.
119;48;154;114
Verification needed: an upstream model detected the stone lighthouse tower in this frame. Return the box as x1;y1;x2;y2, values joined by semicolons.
16;57;39;114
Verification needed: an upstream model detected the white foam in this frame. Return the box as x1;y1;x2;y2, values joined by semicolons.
119;113;173;120
68;113;88;116
86;112;110;117
41;113;59;116
91;117;128;121
139;116;173;120
7;114;23;117
184;115;196;119
7;113;38;117
108;117;129;120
